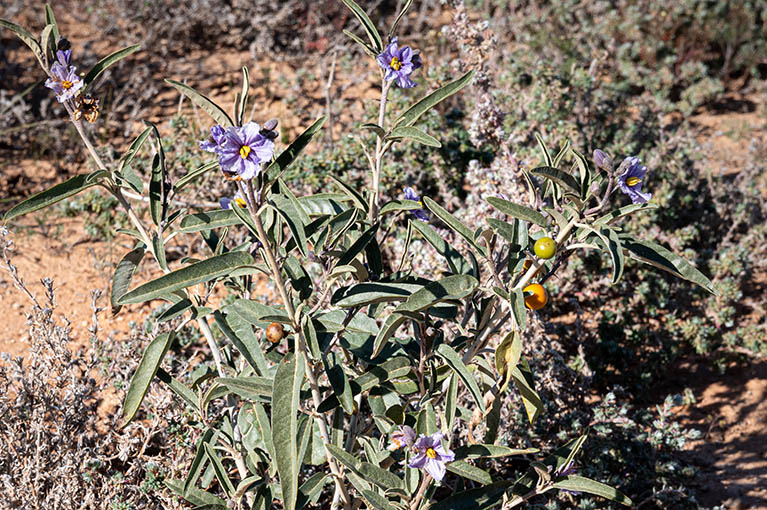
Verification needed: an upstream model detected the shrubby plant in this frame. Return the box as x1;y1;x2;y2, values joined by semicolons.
2;3;716;509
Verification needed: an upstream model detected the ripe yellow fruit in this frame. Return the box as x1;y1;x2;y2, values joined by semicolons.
534;236;557;259
266;322;285;343
523;283;548;310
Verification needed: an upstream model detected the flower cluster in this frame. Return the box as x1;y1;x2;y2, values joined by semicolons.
200;122;274;180
377;37;422;89
388;426;455;482
44;50;83;103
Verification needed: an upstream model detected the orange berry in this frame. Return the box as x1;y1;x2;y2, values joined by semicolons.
523;283;548;310
266;322;285;343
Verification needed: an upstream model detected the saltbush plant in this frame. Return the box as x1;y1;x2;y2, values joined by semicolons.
2;3;717;509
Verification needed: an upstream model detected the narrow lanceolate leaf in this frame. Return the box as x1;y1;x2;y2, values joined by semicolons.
340;0;383;51
358;462;405;490
453;444;539;460
0;19;44;68
4;173;100;221
331;281;424;307
121;331;176;426
183;429;214;497
155;368;200;413
511;358;542;424
83;44;141;91
165;478;227;507
203;443;235;497
323;352;354;414
317;357;412;412
179;209;241;232
110;246;146;309
216;376;273;399
552;475;632;506
117;251;255;304
436;344;485;413
296;473;330;510
118;126;153;174
602;228;624;284
388;0;413;38
337;223;379;266
272;353;306;510
387;126;441;147
174;160;218;192
264;116;326;183
410;220;472;275
379;199;421;215
166;79;233;127
486;197;547;228
447;461;492;485
149;153;163;226
272;196;308;257
236;66;249;125
620;235;716;294
594;202;657;225
424;197;487;256
531;166;582;197
396;71;475;128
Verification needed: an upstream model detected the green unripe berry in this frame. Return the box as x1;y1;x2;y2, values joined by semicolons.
534;237;557;259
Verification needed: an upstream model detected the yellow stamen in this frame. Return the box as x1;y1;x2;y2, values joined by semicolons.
239;145;251;159
390;56;402;71
426;448;437;459
62;80;73;89
418;200;424;208
626;176;641;187
234;197;247;208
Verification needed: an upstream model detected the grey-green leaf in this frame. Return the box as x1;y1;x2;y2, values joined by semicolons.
396;71;474;128
486;197;547;228
620;235;716;294
423;197;487;256
272;353;306;510
117;251;255;304
166;79;233;127
0;19;45;68
436;344;485;413
83;44;141;91
4;173;100;221
179;209;241;232
264;116;326;184
447;460;493;485
340;0;383;51
121;331;175;426
387;126;441;147
531;166;582;197
110;246;145;309
552;475;632;506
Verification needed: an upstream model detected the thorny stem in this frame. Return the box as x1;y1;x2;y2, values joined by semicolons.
246;181;352;510
368;79;392;223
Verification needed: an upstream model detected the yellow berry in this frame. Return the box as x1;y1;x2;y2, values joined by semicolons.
266;322;284;343
534;237;557;259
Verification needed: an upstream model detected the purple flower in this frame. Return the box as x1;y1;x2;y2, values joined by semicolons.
220;190;247;210
199;125;226;153
215;122;275;180
377;37;422;89
408;432;454;482
403;187;430;222
617;156;652;204
388;425;416;451
592;149;612;171
44;50;83;103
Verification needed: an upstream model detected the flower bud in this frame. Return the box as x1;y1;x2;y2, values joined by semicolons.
593;149;612;171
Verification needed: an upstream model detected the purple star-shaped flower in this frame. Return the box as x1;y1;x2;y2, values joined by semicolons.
199;125;226;153
44;50;83;103
617;156;652;204
408;432;454;482
377;37;422;89
216;122;275;180
404;187;430;222
387;425;416;451
220;190;248;210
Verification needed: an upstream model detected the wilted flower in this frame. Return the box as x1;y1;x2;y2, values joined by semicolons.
199;125;226;153
617;156;652;204
403;187;430;222
593;149;612;171
44;50;83;103
214;122;275;180
377;37;422;89
220;190;248;210
387;425;416;451
408;432;455;482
